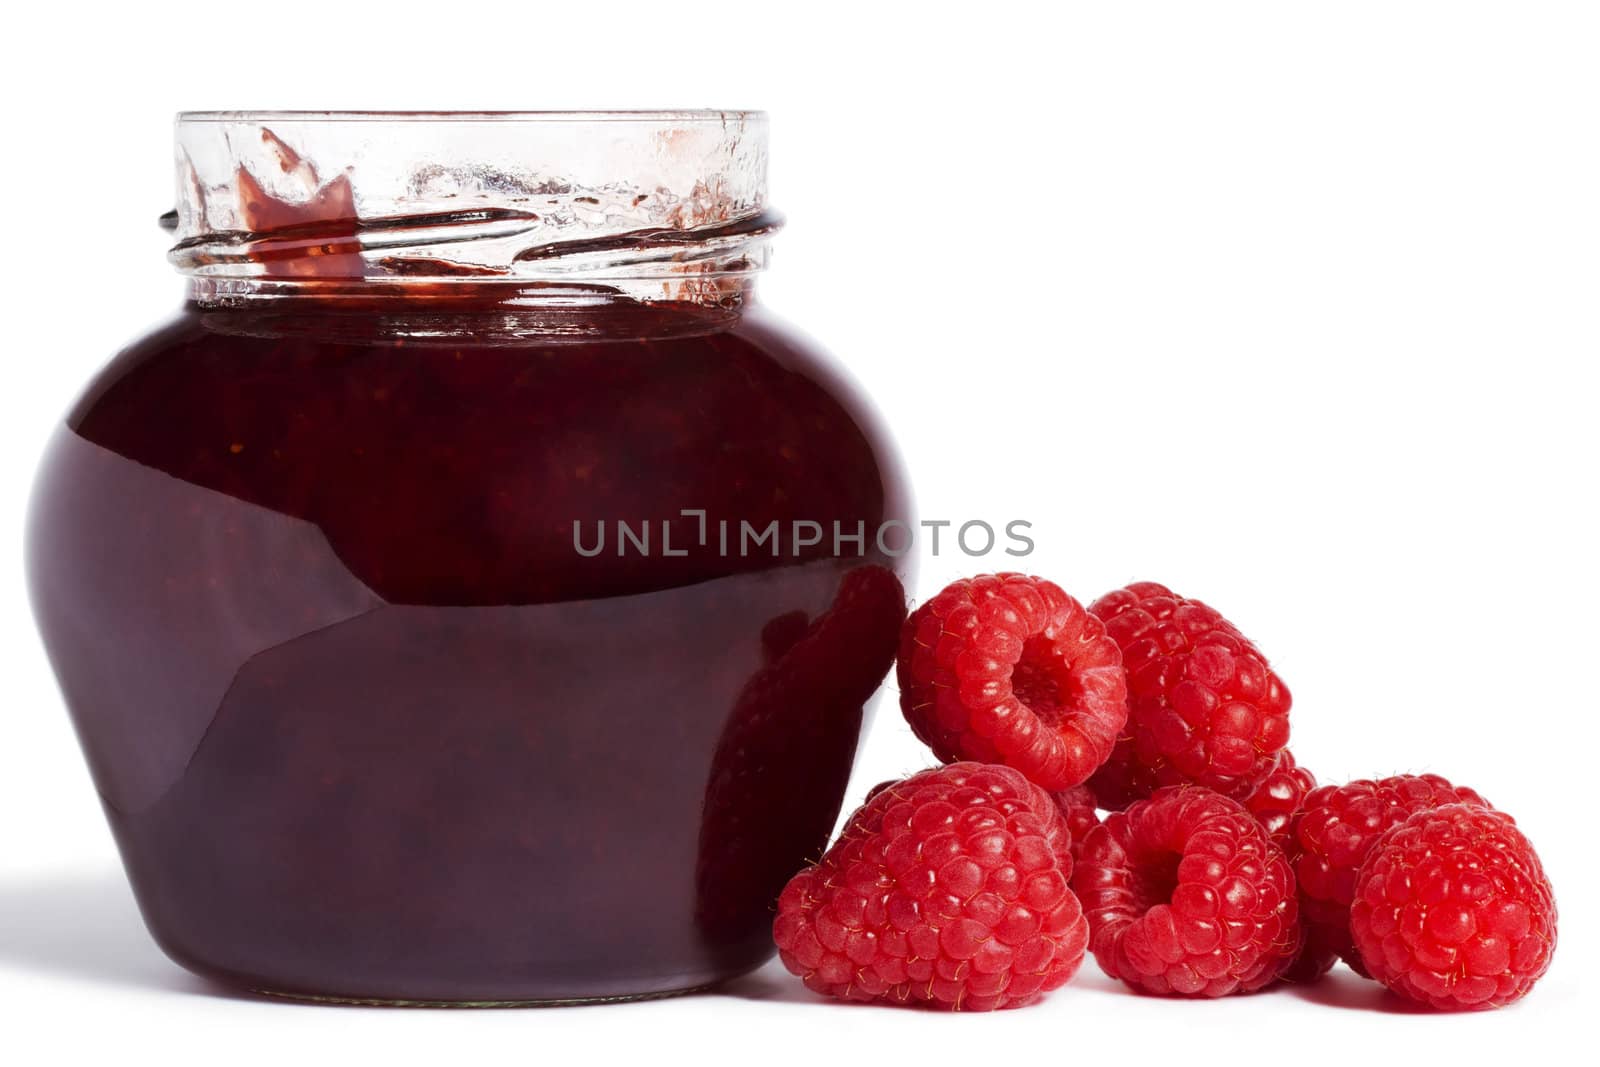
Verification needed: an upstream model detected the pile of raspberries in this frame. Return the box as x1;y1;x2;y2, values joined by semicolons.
772;576;1557;1012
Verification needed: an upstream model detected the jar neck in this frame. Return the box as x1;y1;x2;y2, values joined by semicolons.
183;282;753;342
184;274;759;311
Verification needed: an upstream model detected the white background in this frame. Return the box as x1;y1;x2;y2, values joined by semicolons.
2;1;1594;1063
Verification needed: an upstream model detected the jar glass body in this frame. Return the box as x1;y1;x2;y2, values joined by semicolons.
26;113;913;1004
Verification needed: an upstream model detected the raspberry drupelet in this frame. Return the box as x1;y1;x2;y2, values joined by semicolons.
1350;804;1556;1010
773;763;1087;1011
1243;749;1317;850
896;574;1128;791
1072;785;1301;997
1086;582;1292;808
1289;774;1489;976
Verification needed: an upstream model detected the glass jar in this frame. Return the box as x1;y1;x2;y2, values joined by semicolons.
26;111;913;1004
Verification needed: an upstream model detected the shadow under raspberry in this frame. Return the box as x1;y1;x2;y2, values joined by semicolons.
1279;965;1433;1014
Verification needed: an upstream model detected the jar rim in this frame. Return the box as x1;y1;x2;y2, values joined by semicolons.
177;109;765;125
172;109;773;300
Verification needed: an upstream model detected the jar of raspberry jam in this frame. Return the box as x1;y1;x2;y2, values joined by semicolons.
26;111;912;1004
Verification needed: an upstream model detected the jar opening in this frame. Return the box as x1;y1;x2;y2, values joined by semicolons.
170;110;775;304
178;109;765;124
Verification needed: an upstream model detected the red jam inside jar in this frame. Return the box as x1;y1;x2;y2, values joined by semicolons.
27;111;912;1004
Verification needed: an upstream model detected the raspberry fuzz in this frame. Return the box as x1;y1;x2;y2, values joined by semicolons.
773;763;1087;1010
1290;774;1489;976
1072;786;1301;996
1088;582;1291;807
897;574;1128;791
1351;804;1556;1010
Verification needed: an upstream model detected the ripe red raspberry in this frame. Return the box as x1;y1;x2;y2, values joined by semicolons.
897;574;1128;791
773;763;1088;1010
1087;583;1290;808
1243;749;1316;849
1050;784;1100;864
1289;774;1489;976
1072;785;1300;997
1351;804;1556;1010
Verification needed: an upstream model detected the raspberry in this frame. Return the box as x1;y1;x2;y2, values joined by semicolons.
773;762;1088;1010
1050;784;1101;864
1072;785;1301;996
1289;774;1489;976
1350;804;1556;1010
1087;582;1291;807
897;574;1128;791
1243;749;1316;849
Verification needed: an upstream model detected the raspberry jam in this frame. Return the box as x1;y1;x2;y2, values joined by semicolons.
27;112;911;1004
